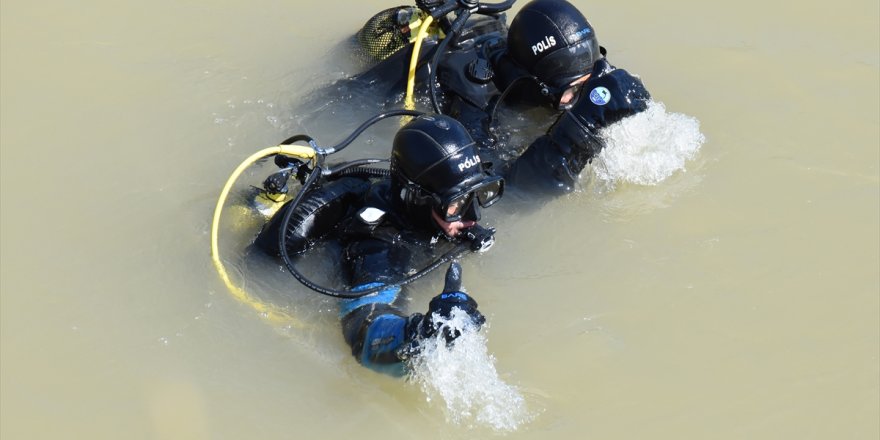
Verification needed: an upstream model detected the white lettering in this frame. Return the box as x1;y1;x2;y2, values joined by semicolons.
457;155;481;171
531;35;558;55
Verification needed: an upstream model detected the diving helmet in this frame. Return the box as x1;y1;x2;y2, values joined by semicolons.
391;115;503;223
507;0;601;99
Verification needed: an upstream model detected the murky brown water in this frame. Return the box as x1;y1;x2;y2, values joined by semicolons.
2;0;878;438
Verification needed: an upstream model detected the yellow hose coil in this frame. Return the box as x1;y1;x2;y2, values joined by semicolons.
210;145;316;327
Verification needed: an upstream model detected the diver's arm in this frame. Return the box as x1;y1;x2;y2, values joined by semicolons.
507;64;651;195
340;262;484;375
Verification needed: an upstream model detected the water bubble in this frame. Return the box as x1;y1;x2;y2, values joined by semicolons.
593;101;705;186
407;310;535;432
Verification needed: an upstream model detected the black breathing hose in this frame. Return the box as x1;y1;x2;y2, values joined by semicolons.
320;109;425;154
332;166;391;180
429;9;472;114
280;133;316;146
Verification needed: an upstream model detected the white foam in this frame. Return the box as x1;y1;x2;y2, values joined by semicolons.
591;101;705;187
406;310;535;432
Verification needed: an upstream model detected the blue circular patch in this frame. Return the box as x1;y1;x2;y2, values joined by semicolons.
589;86;611;106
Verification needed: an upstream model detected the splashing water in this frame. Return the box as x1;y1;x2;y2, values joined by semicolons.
406;309;535;432
591;101;705;187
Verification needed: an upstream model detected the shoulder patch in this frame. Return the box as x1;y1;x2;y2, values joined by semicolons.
589;86;611;105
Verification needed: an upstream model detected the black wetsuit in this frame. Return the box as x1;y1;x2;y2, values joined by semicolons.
256;176;468;375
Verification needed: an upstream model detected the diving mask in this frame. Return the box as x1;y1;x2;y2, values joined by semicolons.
404;175;504;222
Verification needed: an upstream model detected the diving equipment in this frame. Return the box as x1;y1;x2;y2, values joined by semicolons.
407;0;517;113
392;114;503;223
507;0;600;103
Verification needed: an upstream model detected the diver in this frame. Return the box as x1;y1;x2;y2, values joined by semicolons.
352;0;652;196
253;114;502;375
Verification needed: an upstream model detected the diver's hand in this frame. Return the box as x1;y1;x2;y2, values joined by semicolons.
427;261;485;330
400;262;485;358
547;69;652;162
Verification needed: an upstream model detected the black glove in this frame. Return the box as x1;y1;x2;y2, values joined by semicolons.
400;262;485;358
426;261;486;333
547;61;652;165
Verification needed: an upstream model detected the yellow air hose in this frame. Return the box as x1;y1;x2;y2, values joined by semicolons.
404;15;434;110
210;144;316;327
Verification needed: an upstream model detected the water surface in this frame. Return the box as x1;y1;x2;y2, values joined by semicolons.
2;0;878;438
